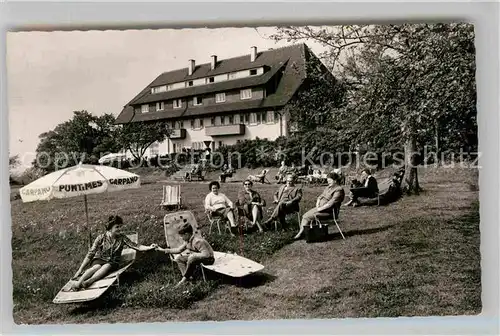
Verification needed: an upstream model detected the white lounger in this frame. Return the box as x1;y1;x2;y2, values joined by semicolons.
163;211;264;279
53;233;138;304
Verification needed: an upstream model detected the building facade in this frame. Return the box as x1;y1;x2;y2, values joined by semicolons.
115;43;334;157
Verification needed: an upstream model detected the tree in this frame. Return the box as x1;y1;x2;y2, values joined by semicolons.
9;154;20;184
9;155;19;169
270;23;476;194
281;46;347;133
118;121;171;161
33;111;122;172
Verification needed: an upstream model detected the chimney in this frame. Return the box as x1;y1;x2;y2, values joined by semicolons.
188;59;195;76
211;55;217;70
250;46;257;62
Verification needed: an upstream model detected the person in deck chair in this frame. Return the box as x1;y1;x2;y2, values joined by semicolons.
275;161;288;184
345;168;379;207
204;181;238;234
156;222;215;287
248;168;268;184
294;172;345;240
69;215;157;291
262;174;302;229
235;179;266;233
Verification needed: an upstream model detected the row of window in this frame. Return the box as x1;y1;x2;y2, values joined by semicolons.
169;111;278;129
141;89;253;113
151;68;263;94
152;140;228;155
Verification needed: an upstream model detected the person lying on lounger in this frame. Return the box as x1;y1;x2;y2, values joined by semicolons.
69;215;157;291
156;222;215;288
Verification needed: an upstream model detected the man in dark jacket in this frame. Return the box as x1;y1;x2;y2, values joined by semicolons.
262;174;302;228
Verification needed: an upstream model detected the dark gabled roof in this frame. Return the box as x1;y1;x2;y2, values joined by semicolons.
116;43;315;124
131;61;288;105
148;45;301;86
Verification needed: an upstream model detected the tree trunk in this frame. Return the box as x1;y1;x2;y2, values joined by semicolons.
401;133;422;195
434;119;440;165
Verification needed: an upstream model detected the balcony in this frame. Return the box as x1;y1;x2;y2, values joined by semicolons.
168;128;186;139
205;124;245;137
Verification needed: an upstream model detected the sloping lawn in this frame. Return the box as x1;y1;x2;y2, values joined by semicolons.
10;166;480;323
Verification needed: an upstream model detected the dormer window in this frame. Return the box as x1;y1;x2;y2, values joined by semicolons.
249;69;257;76
193;96;203;106
141;104;149;113
240;89;252;100
173;99;182;109
156;102;165;111
215;93;226;103
151;85;167;94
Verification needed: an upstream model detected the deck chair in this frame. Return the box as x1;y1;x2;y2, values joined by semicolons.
164;211;264;281
257;169;271;184
206;209;233;235
358;177;393;206
53;233;138;304
163;211;207;280
160;185;182;210
267;205;302;231
314;205;346;240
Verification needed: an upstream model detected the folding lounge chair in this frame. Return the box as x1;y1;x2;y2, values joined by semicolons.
163;211;207;280
160;185;182;210
206;209;232;235
163;211;265;281
53;233;138;304
257;169;271;184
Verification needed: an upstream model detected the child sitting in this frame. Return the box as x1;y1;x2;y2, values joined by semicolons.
156;222;215;287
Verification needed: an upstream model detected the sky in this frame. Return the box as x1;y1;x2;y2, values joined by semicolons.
7;27;328;171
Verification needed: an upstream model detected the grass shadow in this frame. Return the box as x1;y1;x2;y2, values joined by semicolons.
66;289;124;316
203;269;276;288
325;224;394;241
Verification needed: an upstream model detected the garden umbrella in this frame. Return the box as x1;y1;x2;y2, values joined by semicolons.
19;162;141;246
98;153;126;164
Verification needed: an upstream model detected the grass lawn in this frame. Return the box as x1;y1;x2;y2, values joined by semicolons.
10;166;480;324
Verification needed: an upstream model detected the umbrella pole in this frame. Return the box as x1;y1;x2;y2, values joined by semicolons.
84;195;91;248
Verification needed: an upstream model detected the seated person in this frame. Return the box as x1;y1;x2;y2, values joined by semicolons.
345;168;379;207
296;165;308;177
374;173;403;206
204;181;238;234
235;180;266;233
219;164;235;183
287;163;298;176
156;222;214;288
248;169;268;184
294;172;345;239
262;174;302;228
69;215;156;291
307;168;322;183
185;163;201;180
275;161;288;183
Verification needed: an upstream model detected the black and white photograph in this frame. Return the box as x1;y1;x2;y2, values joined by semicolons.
7;23;480;324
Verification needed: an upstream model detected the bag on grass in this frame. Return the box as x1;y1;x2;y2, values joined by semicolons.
304;217;329;243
